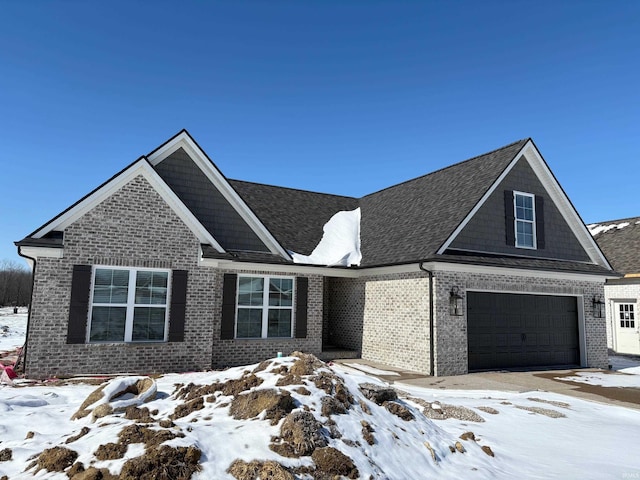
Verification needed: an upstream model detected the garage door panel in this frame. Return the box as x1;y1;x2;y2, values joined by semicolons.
468;292;580;371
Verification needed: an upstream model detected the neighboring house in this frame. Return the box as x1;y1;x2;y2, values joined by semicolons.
16;131;615;378
589;219;640;355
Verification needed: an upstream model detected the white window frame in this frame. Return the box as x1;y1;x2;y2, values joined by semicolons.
513;191;537;249
235;274;295;339
618;303;636;329
87;266;171;343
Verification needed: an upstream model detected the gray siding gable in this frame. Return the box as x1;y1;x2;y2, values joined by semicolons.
154;147;269;252
448;157;591;262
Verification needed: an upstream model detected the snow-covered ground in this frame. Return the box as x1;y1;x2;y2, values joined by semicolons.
0;306;27;354
1;309;640;478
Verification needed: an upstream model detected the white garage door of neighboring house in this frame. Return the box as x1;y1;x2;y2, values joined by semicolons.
613;302;640;355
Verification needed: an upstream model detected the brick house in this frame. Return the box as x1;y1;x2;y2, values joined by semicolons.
589;218;640;355
16;131;615;378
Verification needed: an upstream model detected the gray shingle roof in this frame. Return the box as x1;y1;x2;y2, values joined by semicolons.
229;180;359;256
359;139;528;266
229;139;529;267
590;217;640;275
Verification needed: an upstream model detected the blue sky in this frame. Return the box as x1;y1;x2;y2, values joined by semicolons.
1;1;638;264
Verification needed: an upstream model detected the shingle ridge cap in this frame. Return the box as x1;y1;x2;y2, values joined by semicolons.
228;178;358;201
361;138;529;199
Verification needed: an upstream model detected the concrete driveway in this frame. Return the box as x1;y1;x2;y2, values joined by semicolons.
332;359;640;410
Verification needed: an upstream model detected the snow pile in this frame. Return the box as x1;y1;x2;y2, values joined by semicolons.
1;353;640;478
0;353;497;479
587;222;631;236
291;208;362;267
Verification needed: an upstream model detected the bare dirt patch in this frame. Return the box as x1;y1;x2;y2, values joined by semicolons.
33;446;78;473
119;445;201;480
270;410;327;457
230;388;295;425
403;396;485;422
0;448;11;462
527;397;571;409
94;442;128;461
312;446;359;479
476;406;499;415
515;405;566;418
65;427;91;444
384;401;415;421
227;459;294;480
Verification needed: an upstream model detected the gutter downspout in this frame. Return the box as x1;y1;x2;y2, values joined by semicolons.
15;246;36;374
419;262;435;376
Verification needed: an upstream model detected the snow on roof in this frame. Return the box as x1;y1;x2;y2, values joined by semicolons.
291;208;362;267
587;222;631;236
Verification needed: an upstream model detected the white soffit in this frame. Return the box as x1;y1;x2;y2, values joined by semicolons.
437;140;611;269
147;132;292;260
31;159;225;252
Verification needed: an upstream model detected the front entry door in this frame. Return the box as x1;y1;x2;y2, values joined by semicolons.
614;302;640;354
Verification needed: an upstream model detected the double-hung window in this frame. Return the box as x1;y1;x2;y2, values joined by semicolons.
89;267;170;342
236;275;294;338
514;191;536;249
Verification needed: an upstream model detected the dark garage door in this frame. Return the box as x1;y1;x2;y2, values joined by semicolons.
467;292;580;371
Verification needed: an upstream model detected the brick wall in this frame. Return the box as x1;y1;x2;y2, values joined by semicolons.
26;175;324;378
27;175;208;378
211;268;323;368
326;268;607;377
327;273;431;373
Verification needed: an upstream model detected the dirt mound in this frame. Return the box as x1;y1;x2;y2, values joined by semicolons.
33;446;78;473
227;459;294;480
0;448;11;461
359;383;397;404
290;351;325;376
270;410;328;457
311;446;359;479
118;424;183;448
67;462;119;480
119;445;201;480
230;388;295;425
94;442;128;461
384;401;414;421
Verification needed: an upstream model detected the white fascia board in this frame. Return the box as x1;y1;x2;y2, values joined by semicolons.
31;160;225;252
521;142;612;269
199;258;361;277
437;142;528;255
19;246;64;260
437;140;612;270
147;133;292;261
200;257;613;282
426;260;616;282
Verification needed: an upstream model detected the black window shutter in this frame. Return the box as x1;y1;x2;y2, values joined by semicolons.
221;273;237;340
504;190;515;246
295;277;308;338
535;196;545;249
67;264;92;344
168;270;188;342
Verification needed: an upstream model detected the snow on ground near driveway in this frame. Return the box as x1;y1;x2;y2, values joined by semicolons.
555;354;640;387
0;306;27;353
